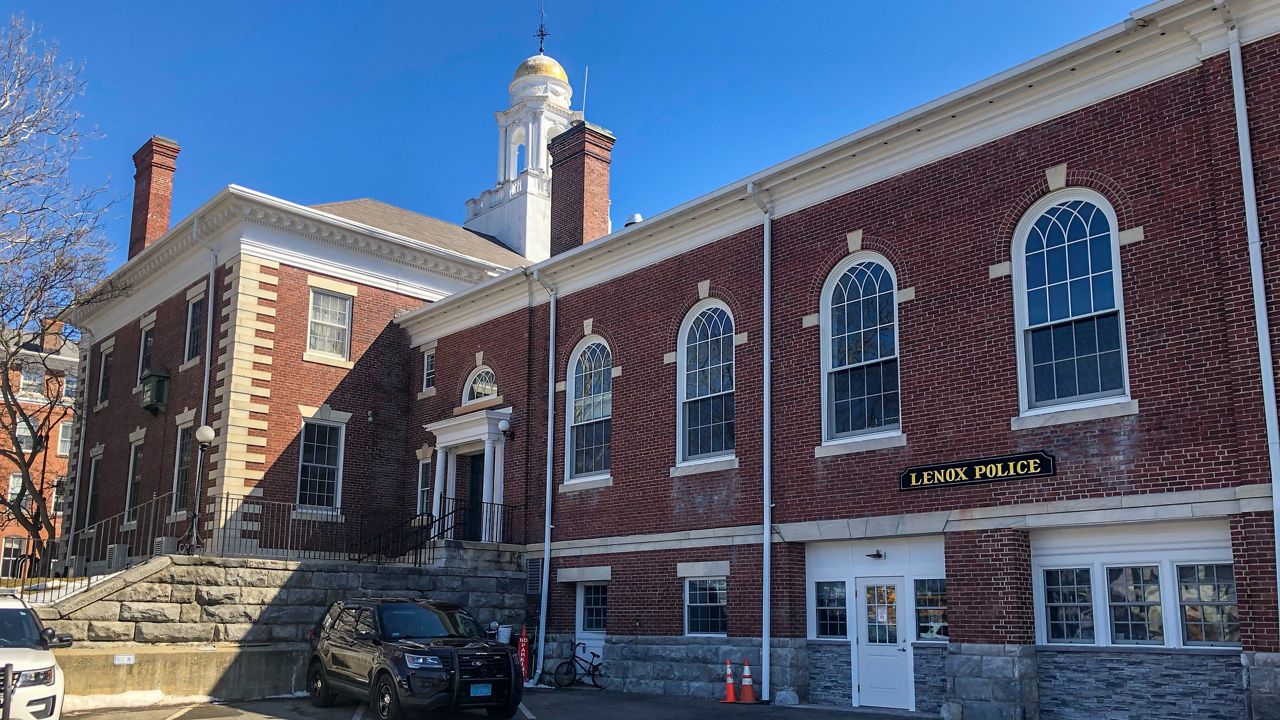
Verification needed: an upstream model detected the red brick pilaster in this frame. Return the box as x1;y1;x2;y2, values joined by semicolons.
1232;511;1280;652
944;528;1034;645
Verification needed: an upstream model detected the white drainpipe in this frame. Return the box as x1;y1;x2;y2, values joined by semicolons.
1226;19;1280;630
747;181;774;701
530;268;557;684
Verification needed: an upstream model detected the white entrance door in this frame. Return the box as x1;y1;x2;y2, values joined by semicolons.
575;583;607;663
854;577;909;709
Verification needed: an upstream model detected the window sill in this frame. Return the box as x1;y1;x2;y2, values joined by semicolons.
808;637;851;644
120;521;137;532
454;396;505;415
93;401;108;413
669;456;739;477
178;356;202;373
1011;397;1138;430
685;633;728;638
291;508;345;523
302;352;354;369
417;387;437;400
560;475;613;493
814;431;907;458
131;384;141;395
165;510;188;523
1035;644;1238;655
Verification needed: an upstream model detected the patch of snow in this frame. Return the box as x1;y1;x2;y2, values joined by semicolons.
63;690;217;712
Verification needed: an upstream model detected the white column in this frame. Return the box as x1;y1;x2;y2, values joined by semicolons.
531;113;545;172
431;446;447;523
445;451;457;539
497;125;507;183
481;438;496;541
493;439;506;542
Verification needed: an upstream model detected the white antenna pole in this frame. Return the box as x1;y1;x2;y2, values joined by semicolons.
582;65;589;119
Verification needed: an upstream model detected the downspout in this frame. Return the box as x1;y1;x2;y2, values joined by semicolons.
747;181;774;702
1225;16;1280;630
530;268;557;685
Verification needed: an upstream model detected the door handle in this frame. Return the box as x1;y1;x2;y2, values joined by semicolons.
896;648;907;652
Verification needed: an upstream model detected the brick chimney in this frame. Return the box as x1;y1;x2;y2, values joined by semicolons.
128;136;181;260
548;121;616;257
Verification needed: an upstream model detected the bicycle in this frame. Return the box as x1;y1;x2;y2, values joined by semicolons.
553;642;604;688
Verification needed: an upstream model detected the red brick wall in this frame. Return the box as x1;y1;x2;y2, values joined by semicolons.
425;40;1277;545
545;542;805;638
76;269;229;533
1231;511;1280;653
943;529;1034;645
252;264;423;521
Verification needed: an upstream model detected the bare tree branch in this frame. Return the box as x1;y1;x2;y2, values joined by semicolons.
0;16;114;572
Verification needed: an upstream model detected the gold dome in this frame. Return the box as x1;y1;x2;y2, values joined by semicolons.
512;54;568;83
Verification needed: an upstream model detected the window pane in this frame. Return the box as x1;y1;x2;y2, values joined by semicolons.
686;578;728;635
815;581;848;639
308;291;350;357
582;584;608;633
1044;568;1094;643
467;369;498;402
298;421;342;508
826;261;899;439
915;579;948;641
1107;566;1162;644
1178;564;1239;647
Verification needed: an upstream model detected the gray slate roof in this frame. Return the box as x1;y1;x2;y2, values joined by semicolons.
312;199;526;268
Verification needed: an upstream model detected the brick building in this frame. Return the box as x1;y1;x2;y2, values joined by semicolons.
1;327;76;576
69;1;1280;718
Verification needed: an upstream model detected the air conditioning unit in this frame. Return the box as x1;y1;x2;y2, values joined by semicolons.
152;536;179;555
67;555;86;577
105;544;129;572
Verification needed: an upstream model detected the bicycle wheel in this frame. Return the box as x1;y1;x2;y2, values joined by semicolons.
553;659;577;688
586;663;604;689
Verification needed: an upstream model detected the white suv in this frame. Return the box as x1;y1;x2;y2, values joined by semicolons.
0;596;71;720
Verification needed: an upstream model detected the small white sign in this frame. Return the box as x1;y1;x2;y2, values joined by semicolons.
876;608;888;624
113;654;135;666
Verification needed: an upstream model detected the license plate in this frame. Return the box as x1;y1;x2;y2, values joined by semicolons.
470;683;493;697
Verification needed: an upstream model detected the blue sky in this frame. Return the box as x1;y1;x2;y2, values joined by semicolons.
21;1;1138;268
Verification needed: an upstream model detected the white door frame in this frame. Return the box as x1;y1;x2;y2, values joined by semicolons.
575;581;607;662
851;575;910;710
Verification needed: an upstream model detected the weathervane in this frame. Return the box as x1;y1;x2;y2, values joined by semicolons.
536;0;550;54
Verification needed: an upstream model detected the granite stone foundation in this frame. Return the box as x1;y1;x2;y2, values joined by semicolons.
943;643;1038;720
1038;648;1243;720
914;642;947;714
1244;651;1280;720
806;640;851;706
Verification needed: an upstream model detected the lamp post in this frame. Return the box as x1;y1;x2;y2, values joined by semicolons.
188;424;215;553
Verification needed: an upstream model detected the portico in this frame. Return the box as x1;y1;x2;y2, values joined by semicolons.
423;407;514;543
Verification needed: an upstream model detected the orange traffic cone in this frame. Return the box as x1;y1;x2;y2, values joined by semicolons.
720;659;737;703
739;659;757;704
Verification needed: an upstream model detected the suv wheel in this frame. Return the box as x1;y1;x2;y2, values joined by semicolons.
373;673;405;720
308;661;336;708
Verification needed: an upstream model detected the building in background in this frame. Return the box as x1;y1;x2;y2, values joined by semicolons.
68;1;1280;719
1;327;76;576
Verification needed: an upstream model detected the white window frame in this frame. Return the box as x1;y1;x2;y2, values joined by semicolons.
463;366;499;405
577;581;609;635
1012;189;1130;417
6;474;20;504
296;418;345;510
184;295;205;363
683;576;728;637
171;423;195;515
564;336;613;483
416;459;431;515
307;289;352;360
82;455;101;530
819;252;903;445
1031;529;1234;649
912;577;949;643
96;348;112;405
422;350;436;391
138;324;156;383
14;424;33;453
61;372;77;400
675;299;736;466
56;422;73;457
18;364;43;397
124;439;144;525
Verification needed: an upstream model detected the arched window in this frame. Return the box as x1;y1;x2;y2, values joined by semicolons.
677;300;735;462
566;338;612;479
1015;191;1127;409
822;255;900;440
464;367;498;404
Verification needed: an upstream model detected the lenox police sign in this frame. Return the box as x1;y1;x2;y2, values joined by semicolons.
900;451;1056;491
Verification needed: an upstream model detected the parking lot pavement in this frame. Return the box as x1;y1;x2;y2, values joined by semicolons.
67;689;926;720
